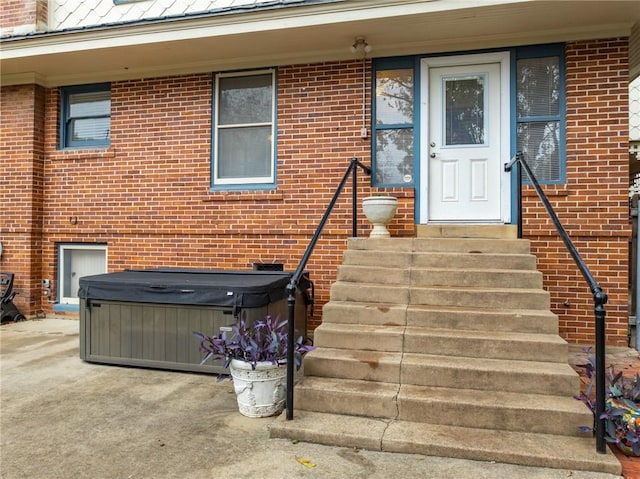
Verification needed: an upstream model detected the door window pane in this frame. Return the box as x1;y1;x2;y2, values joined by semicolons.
444;75;485;146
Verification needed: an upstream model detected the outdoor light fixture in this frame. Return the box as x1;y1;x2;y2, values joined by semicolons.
350;37;372;54
350;37;372;139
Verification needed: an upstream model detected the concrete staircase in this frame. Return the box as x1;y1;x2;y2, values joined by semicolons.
270;226;621;475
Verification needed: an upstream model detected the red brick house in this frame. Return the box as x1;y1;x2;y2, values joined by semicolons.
3;0;640;472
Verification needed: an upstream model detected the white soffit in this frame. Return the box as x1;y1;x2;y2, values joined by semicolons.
1;0;639;87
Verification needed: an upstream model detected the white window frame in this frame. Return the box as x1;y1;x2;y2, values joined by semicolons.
212;69;276;187
58;244;107;305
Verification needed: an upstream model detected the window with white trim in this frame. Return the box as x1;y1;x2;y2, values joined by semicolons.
212;70;276;188
58;244;107;305
59;83;111;149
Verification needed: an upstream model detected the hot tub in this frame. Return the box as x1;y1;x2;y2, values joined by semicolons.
78;269;311;374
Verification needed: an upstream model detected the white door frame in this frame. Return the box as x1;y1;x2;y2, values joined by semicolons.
419;52;511;224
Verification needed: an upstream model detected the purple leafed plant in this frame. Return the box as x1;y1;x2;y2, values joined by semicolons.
194;314;315;375
575;346;640;456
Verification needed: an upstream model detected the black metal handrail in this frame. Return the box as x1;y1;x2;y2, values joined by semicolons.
285;157;372;420
505;151;608;453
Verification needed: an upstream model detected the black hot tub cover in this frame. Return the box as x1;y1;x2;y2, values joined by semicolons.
77;269;309;309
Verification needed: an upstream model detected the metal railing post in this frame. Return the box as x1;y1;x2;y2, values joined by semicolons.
352;157;358;238
285;285;296;420
516;161;523;239
506;151;608;454
594;289;608;453
285;157;371;420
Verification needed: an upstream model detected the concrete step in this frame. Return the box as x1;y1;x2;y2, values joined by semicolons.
313;323;567;362
337;264;410;285
321;301;559;335
406;304;559;334
403;327;568;362
347;235;529;253
313;323;405;352
400;353;580;396
304;348;579;396
303;348;402;383
330;283;550;310
398;383;591;436
269;412;621;475
411;251;537;270
343;249;537;270
410;267;543;289
321;301;407;327
295;376;400;419
412;237;530;254
294;376;591;436
330;282;409;304
336;265;543;289
415;224;518;239
409;285;550;310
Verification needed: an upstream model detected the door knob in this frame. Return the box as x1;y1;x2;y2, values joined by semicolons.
430;152;437;158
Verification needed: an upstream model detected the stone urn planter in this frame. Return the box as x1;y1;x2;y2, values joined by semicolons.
362;196;398;238
194;314;315;418
229;359;287;418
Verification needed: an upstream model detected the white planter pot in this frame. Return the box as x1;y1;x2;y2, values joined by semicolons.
229;359;287;418
362;196;398;238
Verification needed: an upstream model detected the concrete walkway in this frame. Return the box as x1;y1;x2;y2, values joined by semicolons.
0;318;623;479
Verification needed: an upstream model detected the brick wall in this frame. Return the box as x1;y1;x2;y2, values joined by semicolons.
0;84;45;315
38;61;407;330
524;38;630;346
0;0;47;36
1;39;630;344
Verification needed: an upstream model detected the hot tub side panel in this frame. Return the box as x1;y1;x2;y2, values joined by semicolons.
79;295;308;374
80;300;235;374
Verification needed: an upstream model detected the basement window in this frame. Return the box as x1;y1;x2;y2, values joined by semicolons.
58;244;107;305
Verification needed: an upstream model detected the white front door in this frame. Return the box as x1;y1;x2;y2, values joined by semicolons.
420;53;510;223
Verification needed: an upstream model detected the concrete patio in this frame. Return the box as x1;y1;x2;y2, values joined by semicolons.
0;317;625;479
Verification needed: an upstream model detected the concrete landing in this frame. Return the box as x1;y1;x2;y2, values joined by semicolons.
0;317;624;479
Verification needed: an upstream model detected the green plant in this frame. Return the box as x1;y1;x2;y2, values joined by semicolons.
194;313;314;375
576;347;640;456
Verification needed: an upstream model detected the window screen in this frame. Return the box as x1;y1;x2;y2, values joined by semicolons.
516;55;563;183
213;71;275;187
